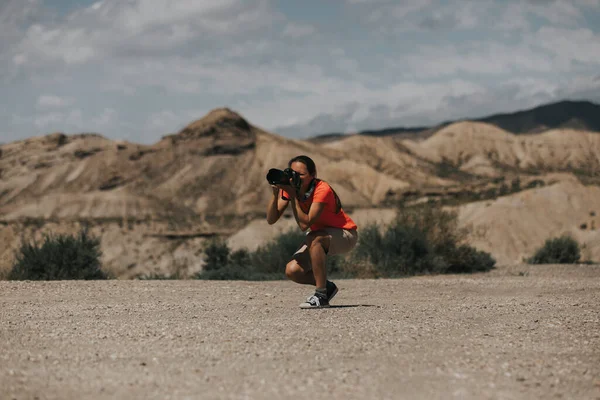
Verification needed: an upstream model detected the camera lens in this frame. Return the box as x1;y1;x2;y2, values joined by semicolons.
266;168;285;184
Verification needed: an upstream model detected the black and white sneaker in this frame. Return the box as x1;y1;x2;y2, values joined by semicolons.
299;293;330;309
326;281;338;303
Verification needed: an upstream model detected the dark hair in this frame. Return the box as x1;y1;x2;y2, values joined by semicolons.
288;155;343;213
288;155;316;176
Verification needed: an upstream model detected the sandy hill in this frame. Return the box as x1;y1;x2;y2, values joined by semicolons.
0;108;446;278
457;178;600;265
0;108;425;225
398;121;600;178
4;112;597;227
1;106;600;278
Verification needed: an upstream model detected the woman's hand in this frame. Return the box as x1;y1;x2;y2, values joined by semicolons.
284;185;297;199
277;179;297;199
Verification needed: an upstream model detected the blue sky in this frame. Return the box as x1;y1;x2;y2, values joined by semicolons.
1;0;599;144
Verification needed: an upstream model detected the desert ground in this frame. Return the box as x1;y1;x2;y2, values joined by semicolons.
1;264;599;400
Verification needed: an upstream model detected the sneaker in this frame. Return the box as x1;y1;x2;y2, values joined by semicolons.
326;280;338;303
299;293;330;309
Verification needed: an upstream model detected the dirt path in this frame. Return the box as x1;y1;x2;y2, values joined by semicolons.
1;264;599;400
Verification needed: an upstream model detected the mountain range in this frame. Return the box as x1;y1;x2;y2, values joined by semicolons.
313;100;600;140
1;99;599;278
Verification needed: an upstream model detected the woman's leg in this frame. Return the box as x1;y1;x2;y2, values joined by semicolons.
285;260;316;285
306;231;331;290
285;231;330;286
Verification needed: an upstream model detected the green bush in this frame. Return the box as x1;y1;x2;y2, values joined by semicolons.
444;244;497;273
250;229;306;274
350;204;495;277
9;229;106;280
229;248;252;267
196;205;495;280
351;223;447;277
249;228;341;277
202;238;230;271
196;228;342;280
527;235;581;264
197;245;282;280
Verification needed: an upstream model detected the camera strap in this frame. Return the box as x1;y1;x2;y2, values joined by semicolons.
300;178;317;201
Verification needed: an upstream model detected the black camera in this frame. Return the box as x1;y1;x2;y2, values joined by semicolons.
266;168;301;190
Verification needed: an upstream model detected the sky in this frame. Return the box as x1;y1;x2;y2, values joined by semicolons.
1;0;600;144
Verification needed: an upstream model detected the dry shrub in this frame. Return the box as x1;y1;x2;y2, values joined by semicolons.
348;203;495;277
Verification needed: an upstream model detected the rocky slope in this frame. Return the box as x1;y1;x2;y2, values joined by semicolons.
1;107;600;277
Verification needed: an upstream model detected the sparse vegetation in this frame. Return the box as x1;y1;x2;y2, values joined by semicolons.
526;179;545;189
527;235;581;264
248;230;306;275
435;158;474;181
202;238;231;271
8;229;107;280
510;177;521;192
195;238;281;280
136;272;184;280
414;175;531;208
349;204;495;277
2;205;495;282
195;230;342;280
195;204;494;280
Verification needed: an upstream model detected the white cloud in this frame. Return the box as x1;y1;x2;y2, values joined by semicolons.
494;0;600;31
34;111;63;129
34;109;83;131
91;108;117;128
365;0;434;24
418;3;479;30
345;0;390;3
577;0;600;5
531;27;600;65
353;0;597;34
37;95;73;109
15;24;96;66
272;76;579;136
0;0;44;80
555;74;600;103
526;0;600;24
282;22;315;38
400;42;555;78
65;109;83;127
9;0;282;68
145;109;198;134
105;57;348;97
105;0;240;33
335;57;360;75
1;0;599;142
270;79;484;136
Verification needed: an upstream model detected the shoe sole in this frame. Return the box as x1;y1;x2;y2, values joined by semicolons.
328;286;338;303
299;303;330;309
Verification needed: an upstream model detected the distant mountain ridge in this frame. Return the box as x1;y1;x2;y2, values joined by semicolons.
310;100;600;141
3;101;600;278
475;100;600;134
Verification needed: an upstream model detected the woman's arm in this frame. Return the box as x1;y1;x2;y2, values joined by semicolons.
266;186;289;224
289;198;325;231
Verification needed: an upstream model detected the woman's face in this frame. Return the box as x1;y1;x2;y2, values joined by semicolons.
290;161;314;190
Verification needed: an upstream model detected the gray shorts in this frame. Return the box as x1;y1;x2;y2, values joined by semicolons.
292;228;358;271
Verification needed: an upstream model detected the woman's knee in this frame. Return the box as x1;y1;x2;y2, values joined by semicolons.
285;260;302;279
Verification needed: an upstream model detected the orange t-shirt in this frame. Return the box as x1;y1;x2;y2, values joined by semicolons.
281;180;357;232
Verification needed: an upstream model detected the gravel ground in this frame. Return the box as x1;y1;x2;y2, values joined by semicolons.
1;264;599;400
